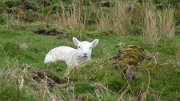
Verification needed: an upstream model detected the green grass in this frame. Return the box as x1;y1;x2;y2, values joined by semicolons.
0;0;180;100
0;23;180;100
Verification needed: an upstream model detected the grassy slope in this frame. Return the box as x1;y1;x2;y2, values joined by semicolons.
0;0;180;100
0;23;180;100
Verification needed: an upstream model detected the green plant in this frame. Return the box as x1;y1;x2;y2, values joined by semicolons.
0;15;6;25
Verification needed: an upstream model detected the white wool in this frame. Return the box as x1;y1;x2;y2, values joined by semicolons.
44;37;99;68
44;46;86;67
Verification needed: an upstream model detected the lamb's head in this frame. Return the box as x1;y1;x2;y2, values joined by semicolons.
73;37;99;60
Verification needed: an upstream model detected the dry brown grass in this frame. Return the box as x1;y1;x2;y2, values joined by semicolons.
0;64;67;100
96;1;134;35
141;6;159;45
159;9;175;39
2;0;176;41
112;1;130;35
140;3;175;45
96;9;111;31
58;1;86;31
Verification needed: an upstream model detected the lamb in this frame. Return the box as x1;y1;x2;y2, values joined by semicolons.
44;37;99;68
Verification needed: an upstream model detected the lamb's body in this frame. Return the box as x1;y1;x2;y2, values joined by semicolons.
44;37;99;68
44;46;87;67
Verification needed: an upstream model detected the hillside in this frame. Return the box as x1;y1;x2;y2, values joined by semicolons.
0;0;180;101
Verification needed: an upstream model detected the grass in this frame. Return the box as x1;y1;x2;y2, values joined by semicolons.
0;0;180;100
0;24;180;100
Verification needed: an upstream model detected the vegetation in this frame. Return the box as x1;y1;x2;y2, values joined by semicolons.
0;0;180;100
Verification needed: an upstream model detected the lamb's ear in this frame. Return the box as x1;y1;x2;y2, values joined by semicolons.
73;37;80;46
91;39;99;48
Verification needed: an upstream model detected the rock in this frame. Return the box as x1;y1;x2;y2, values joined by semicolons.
62;86;74;93
125;65;135;80
19;43;28;50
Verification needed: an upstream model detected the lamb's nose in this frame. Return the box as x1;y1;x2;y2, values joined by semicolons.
83;53;87;56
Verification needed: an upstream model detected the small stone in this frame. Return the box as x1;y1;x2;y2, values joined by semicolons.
126;65;135;80
19;43;28;50
62;86;74;93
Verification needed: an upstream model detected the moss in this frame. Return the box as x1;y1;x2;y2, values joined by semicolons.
111;45;145;71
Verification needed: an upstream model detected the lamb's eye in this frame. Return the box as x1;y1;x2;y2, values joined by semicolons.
78;46;81;48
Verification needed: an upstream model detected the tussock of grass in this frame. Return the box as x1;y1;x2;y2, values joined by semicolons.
159;9;175;39
142;6;159;45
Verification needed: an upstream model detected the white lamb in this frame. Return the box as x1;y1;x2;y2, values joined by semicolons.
44;37;99;68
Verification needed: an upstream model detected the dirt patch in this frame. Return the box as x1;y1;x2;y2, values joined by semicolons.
21;64;72;89
34;28;68;39
31;70;67;87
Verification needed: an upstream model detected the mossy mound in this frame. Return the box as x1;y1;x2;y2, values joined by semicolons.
111;45;146;70
110;45;159;80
